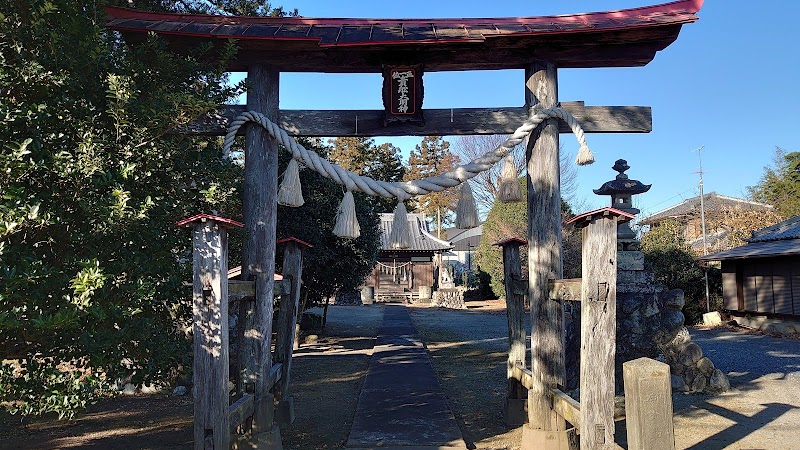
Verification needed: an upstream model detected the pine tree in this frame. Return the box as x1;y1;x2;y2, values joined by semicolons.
748;147;800;218
328;137;405;212
404;136;460;232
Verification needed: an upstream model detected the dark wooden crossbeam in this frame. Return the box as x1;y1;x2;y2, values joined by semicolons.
177;102;651;137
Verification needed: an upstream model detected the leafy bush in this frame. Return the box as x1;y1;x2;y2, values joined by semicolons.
474;178;580;298
640;219;722;324
1;359;111;420
0;0;245;419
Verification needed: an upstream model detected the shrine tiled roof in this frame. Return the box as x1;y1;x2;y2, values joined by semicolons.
379;213;451;252
105;0;703;71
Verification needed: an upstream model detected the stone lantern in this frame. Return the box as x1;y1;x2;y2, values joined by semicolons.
593;159;651;250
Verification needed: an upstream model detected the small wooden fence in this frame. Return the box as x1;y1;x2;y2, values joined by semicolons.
498;208;675;450
179;214;310;449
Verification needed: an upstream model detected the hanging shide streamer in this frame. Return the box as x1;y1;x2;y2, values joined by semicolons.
388;201;412;249
333;191;360;238
455;181;479;229
496;155;522;202
277;158;304;207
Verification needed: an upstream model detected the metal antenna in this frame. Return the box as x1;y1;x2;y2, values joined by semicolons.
693;145;711;313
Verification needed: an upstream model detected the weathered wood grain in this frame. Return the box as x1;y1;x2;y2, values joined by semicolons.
192;221;230;450
501;242;526;400
229;280;255;299
178;103;652;137
238;64;280;440
229;394;254;434
512;363;581;432
551;388;582;433
580;215;618;449
548;278;582;302
526;61;566;433
274;242;304;424
512;362;534;390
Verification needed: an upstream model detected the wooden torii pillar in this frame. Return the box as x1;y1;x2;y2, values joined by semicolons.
525;61;566;439
239;65;282;448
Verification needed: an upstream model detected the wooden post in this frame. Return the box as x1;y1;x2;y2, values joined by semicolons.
525;61;565;433
494;238;528;425
239;64;281;448
623;358;675;450
274;237;312;425
178;214;243;450
567;208;632;449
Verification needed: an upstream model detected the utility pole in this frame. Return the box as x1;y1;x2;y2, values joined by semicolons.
695;145;711;312
437;207;442;239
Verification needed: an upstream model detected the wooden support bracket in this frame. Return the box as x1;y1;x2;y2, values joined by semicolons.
268;362;283;389
229;394;254;434
513;363;582;435
548;278;582;302
551;388;582;433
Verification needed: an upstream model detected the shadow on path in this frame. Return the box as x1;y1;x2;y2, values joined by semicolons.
346;305;466;449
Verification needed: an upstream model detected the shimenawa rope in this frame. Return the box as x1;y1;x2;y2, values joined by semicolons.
222;107;594;202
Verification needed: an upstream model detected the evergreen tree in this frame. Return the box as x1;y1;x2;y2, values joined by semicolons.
0;0;323;420
748;147;800;218
640;219;722;323
473;178;581;297
404;136;459;231
277;142;381;304
328;137;405;212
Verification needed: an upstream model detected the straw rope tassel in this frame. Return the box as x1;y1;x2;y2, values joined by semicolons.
576;144;594;166
496;155;522;202
388;201;412;249
277;158;304;207
333;191;360;239
455;182;479;229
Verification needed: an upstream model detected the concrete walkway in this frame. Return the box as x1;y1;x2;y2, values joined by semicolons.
347;305;466;449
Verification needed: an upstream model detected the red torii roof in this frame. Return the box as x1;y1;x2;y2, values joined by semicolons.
105;0;703;72
176;213;243;228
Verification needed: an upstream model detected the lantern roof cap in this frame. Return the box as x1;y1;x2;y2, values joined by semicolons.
593;159;651;196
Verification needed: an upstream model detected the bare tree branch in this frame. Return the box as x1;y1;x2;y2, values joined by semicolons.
452;135;579;218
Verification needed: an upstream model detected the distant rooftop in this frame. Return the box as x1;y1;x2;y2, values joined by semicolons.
698;215;800;261
379;213;451;252
640;192;773;225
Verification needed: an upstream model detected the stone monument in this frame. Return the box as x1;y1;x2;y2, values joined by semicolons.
565;160;729;394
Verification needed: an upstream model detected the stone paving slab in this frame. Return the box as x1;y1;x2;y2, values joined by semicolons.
347;305;465;449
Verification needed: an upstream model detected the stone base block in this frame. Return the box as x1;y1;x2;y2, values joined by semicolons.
276;397;295;425
232;423;282;450
618;251;644;271
503;397;527;426
702;311;722;326
256;424;283;450
521;425;578;450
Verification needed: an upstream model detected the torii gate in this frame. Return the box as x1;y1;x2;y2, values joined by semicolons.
107;0;702;448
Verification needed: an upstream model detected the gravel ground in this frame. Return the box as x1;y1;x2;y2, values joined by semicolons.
411;303;800;450
7;305;794;449
671;328;800;450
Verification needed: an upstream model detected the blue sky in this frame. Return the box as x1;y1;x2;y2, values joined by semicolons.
232;0;799;218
